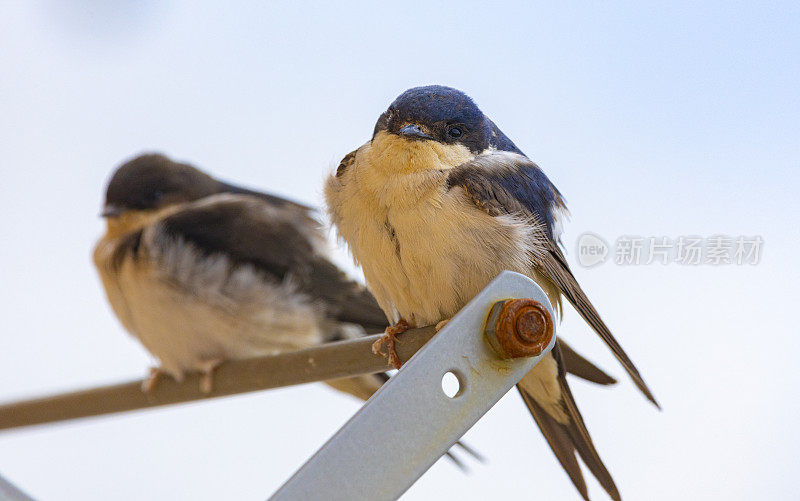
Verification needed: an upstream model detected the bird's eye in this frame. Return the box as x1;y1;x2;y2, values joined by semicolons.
148;190;164;203
447;126;463;138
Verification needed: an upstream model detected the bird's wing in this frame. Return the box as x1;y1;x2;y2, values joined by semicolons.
518;341;621;501
446;151;658;407
335;148;359;178
126;195;387;332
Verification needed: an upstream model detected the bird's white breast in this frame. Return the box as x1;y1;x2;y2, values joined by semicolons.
326;137;552;327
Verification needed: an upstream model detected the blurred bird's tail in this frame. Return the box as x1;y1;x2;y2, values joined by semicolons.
324;373;384;401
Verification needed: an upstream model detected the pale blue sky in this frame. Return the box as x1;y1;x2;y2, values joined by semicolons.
1;2;798;500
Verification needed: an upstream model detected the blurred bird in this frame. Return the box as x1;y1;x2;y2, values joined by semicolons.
326;86;658;500
93;153;389;398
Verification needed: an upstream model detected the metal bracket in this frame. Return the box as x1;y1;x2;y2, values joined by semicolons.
0;473;34;501
270;271;556;500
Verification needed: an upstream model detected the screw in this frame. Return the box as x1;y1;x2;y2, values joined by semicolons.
484;299;554;359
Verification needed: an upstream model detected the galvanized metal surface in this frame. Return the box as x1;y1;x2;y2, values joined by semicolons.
270;271;556;501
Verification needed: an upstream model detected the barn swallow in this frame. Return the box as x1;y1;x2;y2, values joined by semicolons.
93;153;391;398
325;86;658;500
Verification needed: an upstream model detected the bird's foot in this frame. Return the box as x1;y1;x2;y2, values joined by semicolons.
435;318;451;332
198;358;223;394
141;367;169;393
372;319;410;369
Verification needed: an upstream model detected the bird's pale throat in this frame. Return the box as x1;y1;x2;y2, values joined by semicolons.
368;131;474;174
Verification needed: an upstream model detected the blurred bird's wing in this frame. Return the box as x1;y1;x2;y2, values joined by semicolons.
518;341;621;501
115;194;388;333
446;151;658;407
216;181;316;212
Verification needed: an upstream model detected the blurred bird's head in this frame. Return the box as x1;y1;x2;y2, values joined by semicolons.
101;153;309;235
101;153;265;235
102;154;222;220
368;85;521;173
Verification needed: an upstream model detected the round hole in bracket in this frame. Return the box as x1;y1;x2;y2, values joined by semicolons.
441;370;463;399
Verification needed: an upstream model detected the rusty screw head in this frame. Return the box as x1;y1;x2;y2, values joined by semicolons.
484;298;554;359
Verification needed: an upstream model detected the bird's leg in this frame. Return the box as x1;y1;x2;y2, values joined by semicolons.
141;367;169;393
435;318;451;332
372;319;410;369
198;358;223;394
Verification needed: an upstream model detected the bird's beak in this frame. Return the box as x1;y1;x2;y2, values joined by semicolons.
398;123;433;140
100;205;124;218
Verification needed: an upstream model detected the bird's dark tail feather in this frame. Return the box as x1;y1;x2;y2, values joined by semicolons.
518;342;621;501
560;340;617;386
541;244;659;408
518;385;620;501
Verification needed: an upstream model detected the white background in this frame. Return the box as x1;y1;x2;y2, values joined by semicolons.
1;2;798;499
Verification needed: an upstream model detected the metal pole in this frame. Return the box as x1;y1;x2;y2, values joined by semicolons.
0;328;436;432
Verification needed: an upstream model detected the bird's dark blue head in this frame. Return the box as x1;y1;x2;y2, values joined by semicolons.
373;85;521;154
